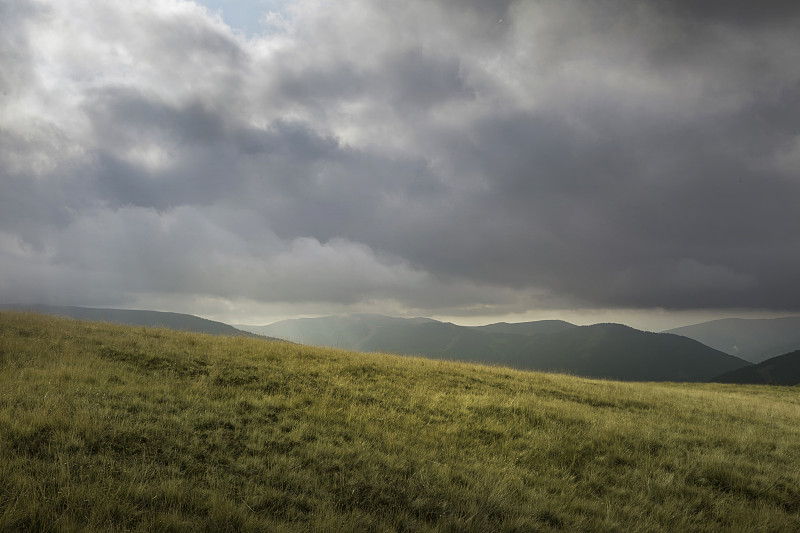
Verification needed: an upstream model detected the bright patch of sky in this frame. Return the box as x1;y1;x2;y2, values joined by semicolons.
194;0;292;36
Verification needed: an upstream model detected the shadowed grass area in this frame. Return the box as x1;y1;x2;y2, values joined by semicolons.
1;311;799;531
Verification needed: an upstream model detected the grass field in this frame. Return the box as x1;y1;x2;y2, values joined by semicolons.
1;311;799;532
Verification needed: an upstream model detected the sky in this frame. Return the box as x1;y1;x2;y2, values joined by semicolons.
2;0;799;331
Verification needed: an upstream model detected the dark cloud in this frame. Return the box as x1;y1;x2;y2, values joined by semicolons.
86;88;228;145
659;0;800;26
380;48;475;110
1;0;800;323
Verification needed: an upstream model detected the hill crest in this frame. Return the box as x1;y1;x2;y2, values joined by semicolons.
0;304;269;340
712;349;800;386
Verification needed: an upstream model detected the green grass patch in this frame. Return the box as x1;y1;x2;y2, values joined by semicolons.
1;311;799;531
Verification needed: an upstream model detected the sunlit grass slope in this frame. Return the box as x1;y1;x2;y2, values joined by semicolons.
1;312;799;532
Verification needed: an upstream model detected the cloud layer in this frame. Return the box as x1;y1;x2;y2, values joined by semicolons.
2;0;800;321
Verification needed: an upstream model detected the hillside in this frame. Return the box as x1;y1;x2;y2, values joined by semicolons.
0;304;266;339
241;315;750;382
711;349;800;386
666;317;800;363
504;324;751;382
2;311;799;532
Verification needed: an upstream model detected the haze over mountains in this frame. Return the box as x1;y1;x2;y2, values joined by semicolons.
666;317;800;363
238;314;749;382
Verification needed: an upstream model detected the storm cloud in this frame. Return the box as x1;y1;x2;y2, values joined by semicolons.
2;0;799;323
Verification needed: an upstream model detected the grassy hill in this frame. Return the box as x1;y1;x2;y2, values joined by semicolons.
242;315;750;382
712;349;800;386
1;312;799;532
0;304;267;339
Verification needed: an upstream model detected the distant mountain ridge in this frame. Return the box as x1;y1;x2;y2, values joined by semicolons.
711;349;800;386
241;314;510;362
239;314;750;382
504;323;749;382
665;317;800;363
472;319;576;336
0;304;269;339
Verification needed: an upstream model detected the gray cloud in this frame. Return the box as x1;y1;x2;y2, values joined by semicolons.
1;0;800;322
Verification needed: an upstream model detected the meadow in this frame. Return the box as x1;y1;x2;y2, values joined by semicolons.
1;311;799;532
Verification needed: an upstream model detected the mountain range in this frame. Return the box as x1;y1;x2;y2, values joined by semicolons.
238;314;750;382
7;305;798;384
